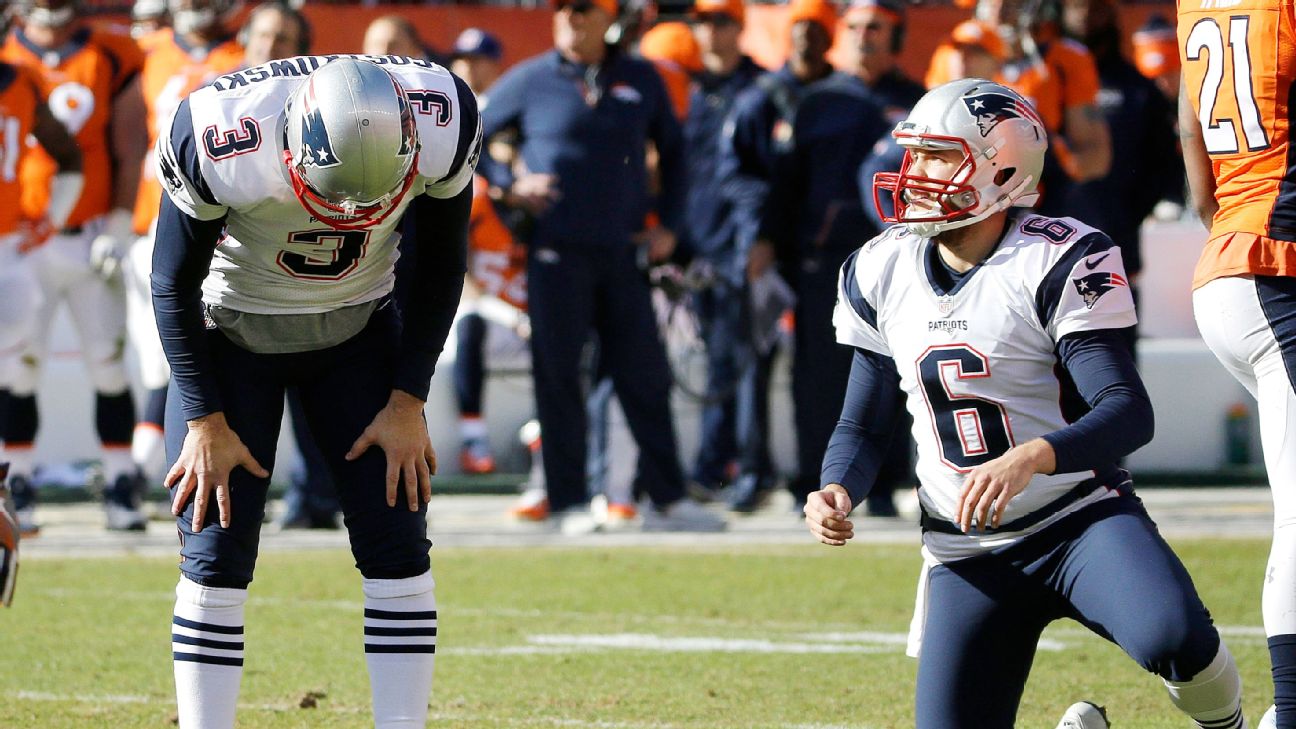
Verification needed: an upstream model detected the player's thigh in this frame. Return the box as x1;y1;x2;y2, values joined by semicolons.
915;559;1052;729
1250;276;1296;516
1193;276;1266;396
1056;498;1219;681
165;332;285;589
63;267;128;391
124;233;170;389
295;308;430;580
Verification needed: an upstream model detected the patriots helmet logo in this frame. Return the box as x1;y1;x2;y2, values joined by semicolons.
962;92;1043;137
298;78;341;169
1072;271;1128;309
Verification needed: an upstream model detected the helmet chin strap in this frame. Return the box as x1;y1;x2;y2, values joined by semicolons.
904;175;1037;239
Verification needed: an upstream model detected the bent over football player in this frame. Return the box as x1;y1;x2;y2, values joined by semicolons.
804;78;1247;729
152;56;479;728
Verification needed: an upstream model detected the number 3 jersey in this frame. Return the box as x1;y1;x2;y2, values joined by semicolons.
834;213;1137;561
157;55;482;315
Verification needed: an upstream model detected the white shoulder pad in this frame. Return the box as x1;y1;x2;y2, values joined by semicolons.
155;98;229;221
832;225;909;356
1015;215;1137;340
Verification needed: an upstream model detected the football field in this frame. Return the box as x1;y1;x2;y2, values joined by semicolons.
1;491;1281;728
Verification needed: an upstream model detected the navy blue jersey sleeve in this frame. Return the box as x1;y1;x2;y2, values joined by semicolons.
1041;329;1153;473
820;347;905;507
393;185;470;401
647;67;687;235
716;85;776;253
151;194;226;421
477;61;531;190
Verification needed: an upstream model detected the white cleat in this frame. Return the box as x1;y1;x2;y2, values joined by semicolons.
1258;704;1276;729
1056;701;1110;729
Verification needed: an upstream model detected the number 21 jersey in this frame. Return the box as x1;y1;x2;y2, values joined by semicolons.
1178;0;1296;287
834;213;1137;560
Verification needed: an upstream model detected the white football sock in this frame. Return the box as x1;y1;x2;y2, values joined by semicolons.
1164;643;1247;729
100;445;135;482
2;445;33;480
172;577;246;729
131;423;167;481
363;570;437;729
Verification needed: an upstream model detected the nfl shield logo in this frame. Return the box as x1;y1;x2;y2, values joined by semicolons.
938;296;954;314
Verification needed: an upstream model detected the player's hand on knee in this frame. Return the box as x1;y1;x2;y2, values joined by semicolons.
956;439;1056;532
165;412;269;532
346;390;433;512
805;485;854;546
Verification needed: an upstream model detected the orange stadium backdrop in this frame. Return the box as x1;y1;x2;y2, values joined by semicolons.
91;3;1175;84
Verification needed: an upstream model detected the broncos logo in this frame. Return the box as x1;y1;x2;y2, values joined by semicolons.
298;78;341;169
1072;271;1128;310
962;92;1043;137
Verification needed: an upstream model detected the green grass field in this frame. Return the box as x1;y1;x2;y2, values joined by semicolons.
0;539;1278;728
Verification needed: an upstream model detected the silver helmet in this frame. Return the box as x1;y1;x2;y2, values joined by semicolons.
283;58;420;230
19;0;79;29
873;78;1047;238
167;0;235;37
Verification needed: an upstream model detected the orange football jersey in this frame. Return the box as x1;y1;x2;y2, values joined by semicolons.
132;29;244;234
2;27;143;227
469;175;527;311
1179;0;1296;288
999;39;1099;136
0;62;41;236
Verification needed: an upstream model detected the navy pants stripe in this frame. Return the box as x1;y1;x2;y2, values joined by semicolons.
164;304;431;589
916;496;1220;729
527;242;685;512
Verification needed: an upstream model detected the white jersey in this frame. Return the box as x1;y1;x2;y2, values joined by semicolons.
834;212;1138;561
156;54;482;315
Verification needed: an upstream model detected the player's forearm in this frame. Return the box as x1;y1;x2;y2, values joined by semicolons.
110;78;148;212
152;197;225;420
1042;330;1154;473
820;349;904;506
393;188;471;401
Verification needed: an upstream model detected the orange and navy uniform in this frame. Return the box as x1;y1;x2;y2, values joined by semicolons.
0;62;42;236
1179;0;1296;288
2;27;142;228
469;175;527;310
132;29;244;235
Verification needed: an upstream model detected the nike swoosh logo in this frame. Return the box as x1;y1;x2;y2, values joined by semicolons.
1083;253;1111;270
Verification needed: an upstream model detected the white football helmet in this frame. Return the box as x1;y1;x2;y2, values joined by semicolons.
873;77;1047;238
283;58;420;231
167;0;235;36
19;0;79;29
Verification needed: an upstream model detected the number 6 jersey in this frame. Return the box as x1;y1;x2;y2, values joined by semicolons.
834;213;1137;560
157;54;481;315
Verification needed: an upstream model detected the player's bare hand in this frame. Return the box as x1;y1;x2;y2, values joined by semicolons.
165;412;269;533
347;390;436;512
956;439;1056;532
508;173;560;216
747;239;775;282
804;484;855;546
634;226;677;264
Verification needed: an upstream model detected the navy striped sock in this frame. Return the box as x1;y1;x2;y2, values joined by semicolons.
363;571;436;728
172;577;246;729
